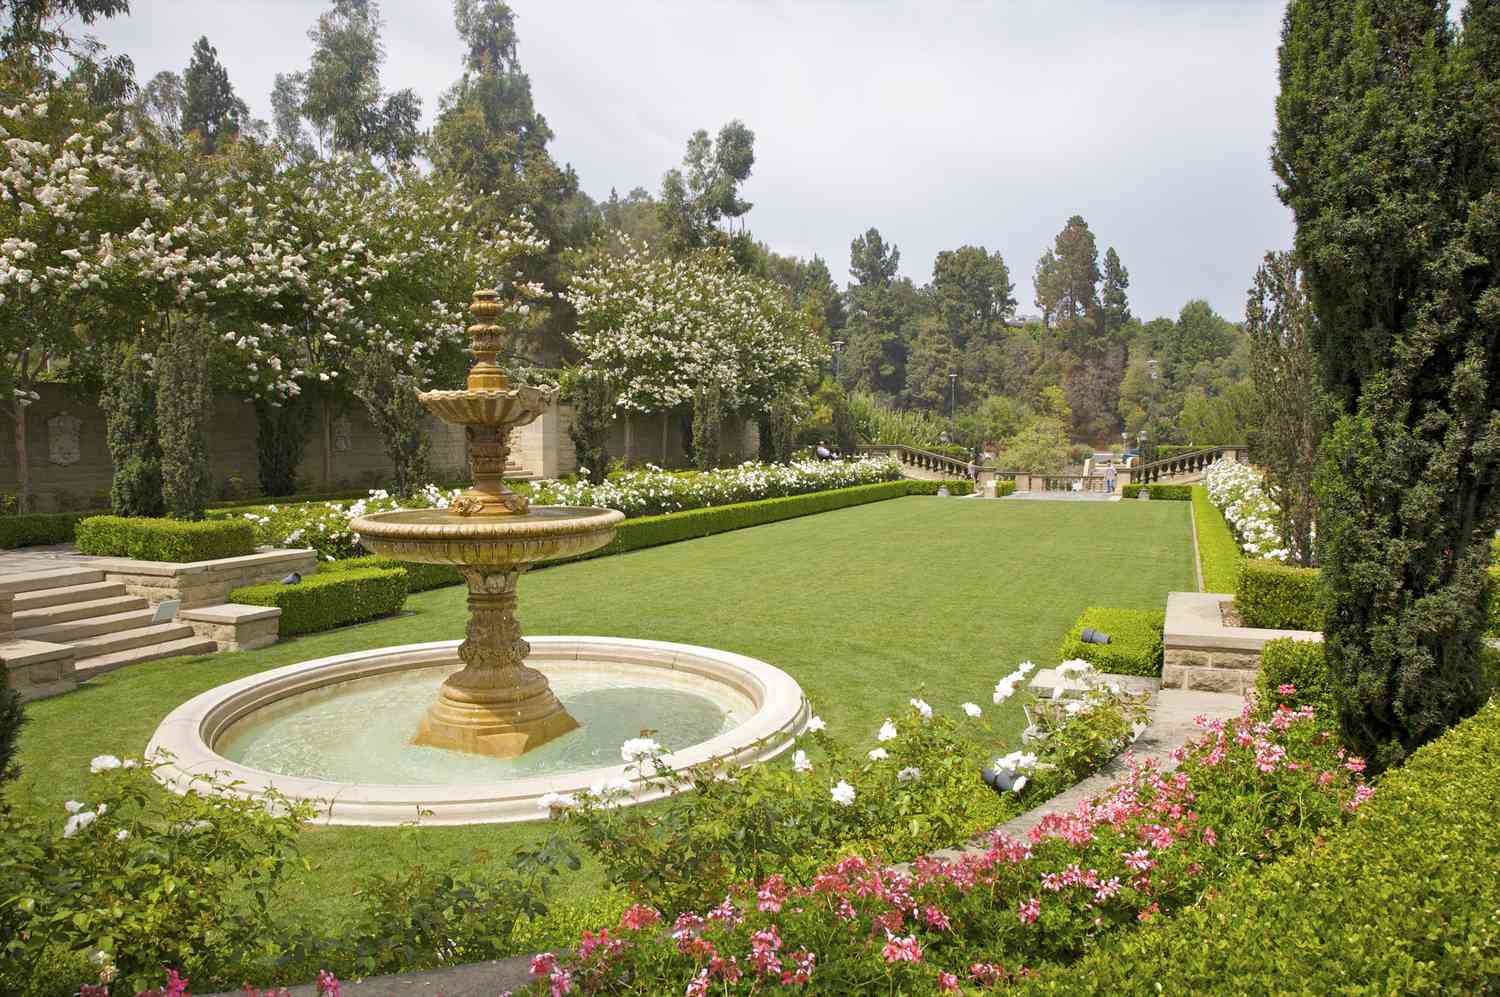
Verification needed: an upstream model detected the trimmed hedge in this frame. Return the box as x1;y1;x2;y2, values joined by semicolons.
577;481;914;561
319;555;462;593
1018;698;1500;996
995;479;1017;497
75;515;256;562
1253;638;1332;718
1056;607;1166;677
904;479;976;496
1191;485;1242;594
230;566;408;636
1121;483;1192;501
0;511;88;549
1236;558;1323;631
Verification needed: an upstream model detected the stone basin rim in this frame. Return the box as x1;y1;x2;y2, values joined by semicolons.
145;637;810;826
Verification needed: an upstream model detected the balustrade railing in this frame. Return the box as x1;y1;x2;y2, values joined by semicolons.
855;443;974;479
1133;444;1249;484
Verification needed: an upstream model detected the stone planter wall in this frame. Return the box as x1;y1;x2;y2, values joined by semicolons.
2;639;77;702
1162;591;1321;695
180;604;281;652
89;549;318;610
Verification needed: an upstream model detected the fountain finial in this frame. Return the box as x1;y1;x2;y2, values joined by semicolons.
465;288;509;392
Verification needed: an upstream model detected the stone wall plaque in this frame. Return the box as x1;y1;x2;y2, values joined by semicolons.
47;412;81;466
333;414;352;453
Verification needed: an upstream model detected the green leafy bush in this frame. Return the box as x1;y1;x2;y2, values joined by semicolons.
1253;638;1331;718
1121;483;1191;501
1191;485;1242;594
0;758;313;996
74;515;256;562
1057;608;1165;676
0;685;23;795
1236;558;1322;631
319;555;461;593
0;512;87;550
582;481;914;560
1017;699;1500;996
1489;566;1500;639
231;566;408;636
559;670;1148;916
904;478;976;496
995;479;1017;497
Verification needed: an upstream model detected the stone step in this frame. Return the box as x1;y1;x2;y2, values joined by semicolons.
14;607;159;644
1029;668;1162;699
0;568;105;596
12;580;127;611
12;594;149;629
69;622;198;657
75;636;219;680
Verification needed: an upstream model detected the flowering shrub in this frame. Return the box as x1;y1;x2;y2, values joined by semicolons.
527;698;1368;994
1203;459;1287;561
0;756;313;995
528;458;903;519
232;460;903;560
551;664;1150;916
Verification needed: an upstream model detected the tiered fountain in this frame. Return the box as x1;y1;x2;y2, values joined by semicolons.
148;290;808;825
349;289;620;758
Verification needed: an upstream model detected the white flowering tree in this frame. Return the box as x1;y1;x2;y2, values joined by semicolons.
0;86;161;511
566;238;824;464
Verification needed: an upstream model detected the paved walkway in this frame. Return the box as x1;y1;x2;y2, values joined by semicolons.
1001;491;1121;502
0;543;113;576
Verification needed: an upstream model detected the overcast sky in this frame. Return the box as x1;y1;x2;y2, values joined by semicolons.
91;0;1300;322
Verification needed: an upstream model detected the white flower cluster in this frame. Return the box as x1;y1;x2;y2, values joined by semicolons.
530;457;903;519
988;750;1038;793
1204;458;1289;561
992;660;1037;704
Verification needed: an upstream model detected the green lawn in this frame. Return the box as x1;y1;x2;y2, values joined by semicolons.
10;495;1193;926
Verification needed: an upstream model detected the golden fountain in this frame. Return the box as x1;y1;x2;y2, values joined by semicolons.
351;290;623;758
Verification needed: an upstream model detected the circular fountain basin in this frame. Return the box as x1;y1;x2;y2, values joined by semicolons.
147;637;809;826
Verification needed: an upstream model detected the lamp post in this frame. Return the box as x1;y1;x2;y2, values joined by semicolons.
831;339;845;382
948;371;957;420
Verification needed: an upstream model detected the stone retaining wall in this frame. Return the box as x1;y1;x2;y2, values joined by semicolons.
181;604;281;652
2;639;76;702
1162;591;1321;695
91;548;318;609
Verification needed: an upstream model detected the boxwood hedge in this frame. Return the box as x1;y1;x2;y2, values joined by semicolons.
319;555;462;593
1237;558;1323;631
904;479;977;496
0;512;89;550
1121;483;1192;501
1253;638;1332;717
1191;485;1242;594
230;566;408;636
1056;607;1165;677
75;515;256;562
1018;697;1500;995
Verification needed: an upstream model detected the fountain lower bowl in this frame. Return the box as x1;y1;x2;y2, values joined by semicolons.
146;637;809;826
351;506;624;567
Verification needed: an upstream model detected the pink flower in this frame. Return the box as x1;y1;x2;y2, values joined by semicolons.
1345;783;1376;811
937;970;962;992
923;905;951;931
970;962;1003;985
1202;826;1217;847
620;904;661;931
548;967;573;997
577;928;623;962
1318;770;1335;786
529;953;558;978
685;968;711;997
756;873;787;913
882;934;923;963
1018;897;1041;924
1278;683;1297;695
1123;848;1154;872
1093;877;1122;902
1344;757;1367;774
314;970;340;997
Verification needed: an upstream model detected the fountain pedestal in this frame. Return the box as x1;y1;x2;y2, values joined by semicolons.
412;568;578;757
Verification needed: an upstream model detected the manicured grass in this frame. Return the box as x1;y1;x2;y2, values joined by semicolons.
1192;484;1242;593
10;496;1194;929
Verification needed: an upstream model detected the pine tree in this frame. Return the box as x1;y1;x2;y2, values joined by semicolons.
1275;0;1500;768
180;36;247;153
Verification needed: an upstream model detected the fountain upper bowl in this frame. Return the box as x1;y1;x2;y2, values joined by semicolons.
352;506;624;567
418;386;556;428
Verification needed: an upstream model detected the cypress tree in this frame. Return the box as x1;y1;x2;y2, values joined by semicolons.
157;318;213;519
1274;0;1500;768
102;341;164;517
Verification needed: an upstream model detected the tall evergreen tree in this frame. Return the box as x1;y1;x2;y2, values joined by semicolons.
430;0;577;238
1100;247;1131;338
180;36;247;153
1275;0;1500;767
929;245;1015;351
298;0;421;162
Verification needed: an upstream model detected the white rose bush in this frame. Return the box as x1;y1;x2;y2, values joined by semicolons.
1204;457;1289;561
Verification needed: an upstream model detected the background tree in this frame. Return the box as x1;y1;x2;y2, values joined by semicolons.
1245;251;1326;566
930;245;1015;351
179;36;246;153
842;227;919;398
296;0;421;162
1275;0;1500;768
658;120;756;252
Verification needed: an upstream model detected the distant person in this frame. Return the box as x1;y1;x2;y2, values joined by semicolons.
815;440;833;460
1105;462;1117;495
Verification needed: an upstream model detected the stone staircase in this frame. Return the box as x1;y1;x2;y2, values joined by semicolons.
5;568;217;679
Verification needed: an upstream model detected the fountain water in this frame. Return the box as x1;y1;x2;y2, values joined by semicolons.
146;289;809;825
